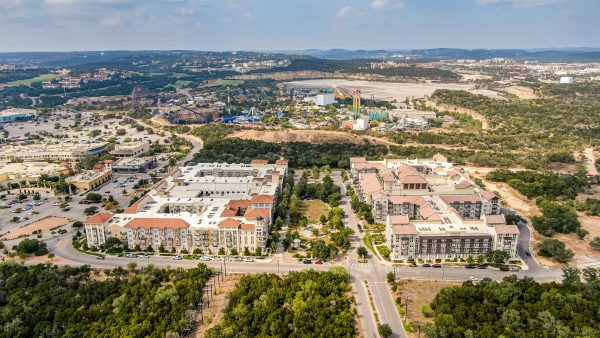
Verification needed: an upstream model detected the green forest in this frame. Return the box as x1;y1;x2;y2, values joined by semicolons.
426;268;600;338
430;87;600;156
206;269;356;338
193;137;389;169
0;263;212;338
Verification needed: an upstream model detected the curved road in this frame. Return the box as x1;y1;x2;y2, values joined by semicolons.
42;171;564;338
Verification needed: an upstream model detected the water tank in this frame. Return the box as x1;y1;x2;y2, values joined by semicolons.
560;77;574;84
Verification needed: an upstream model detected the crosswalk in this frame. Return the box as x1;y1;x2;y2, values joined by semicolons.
348;263;378;268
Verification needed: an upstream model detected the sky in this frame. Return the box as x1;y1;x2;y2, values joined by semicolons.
0;0;598;52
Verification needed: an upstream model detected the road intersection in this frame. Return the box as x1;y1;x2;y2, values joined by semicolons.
41;171;563;338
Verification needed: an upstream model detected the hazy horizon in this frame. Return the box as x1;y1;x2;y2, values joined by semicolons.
0;0;598;52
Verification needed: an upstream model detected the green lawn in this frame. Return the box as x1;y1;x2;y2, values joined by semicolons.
166;80;192;90
300;199;329;223
6;73;64;86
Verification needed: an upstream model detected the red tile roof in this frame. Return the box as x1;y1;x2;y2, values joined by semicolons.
455;181;474;189
123;195;149;214
393;225;418;235
350;157;367;163
251;194;276;204
275;159;289;165
359;173;383;195
399;174;428;185
494;225;520;235
251;159;269;165
244;208;270;219
218;218;242;228
85;213;113;225
125;218;190;229
485;214;506;225
481;190;498;201
389;215;410;225
240;223;256;231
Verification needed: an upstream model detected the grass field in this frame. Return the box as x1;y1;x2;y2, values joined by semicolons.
6;73;64;86
300;199;329;223
167;80;192;90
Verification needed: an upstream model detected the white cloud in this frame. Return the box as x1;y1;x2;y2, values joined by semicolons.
100;13;122;27
372;0;405;10
44;0;79;5
335;6;362;19
478;0;560;8
174;6;195;16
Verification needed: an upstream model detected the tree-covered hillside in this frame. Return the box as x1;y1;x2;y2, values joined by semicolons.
0;263;212;338
426;268;600;338
206;269;356;338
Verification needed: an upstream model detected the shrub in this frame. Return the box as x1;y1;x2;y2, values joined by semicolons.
538;239;574;263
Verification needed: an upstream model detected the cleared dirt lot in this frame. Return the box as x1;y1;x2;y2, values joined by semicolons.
193;274;243;337
1;216;70;240
283;79;474;103
426;99;490;130
394;279;462;336
503;85;538;99
230;129;373;144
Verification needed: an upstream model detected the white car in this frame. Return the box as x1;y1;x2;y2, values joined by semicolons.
244;257;254;262
200;256;211;261
172;255;183;260
468;276;478;282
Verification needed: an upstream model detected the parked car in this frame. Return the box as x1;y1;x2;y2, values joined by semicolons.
96;256;105;260
138;255;149;259
422;263;431;267
482;277;493;282
432;264;442;268
244;257;254;262
126;253;135;258
477;265;487;269
511;268;520;272
200;256;211;261
500;265;510;271
465;264;476;269
468;276;478;282
314;259;323;265
303;259;312;264
172;255;183;260
525;251;531;257
235;257;243;262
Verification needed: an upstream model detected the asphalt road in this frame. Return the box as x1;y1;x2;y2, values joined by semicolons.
41;170;564;338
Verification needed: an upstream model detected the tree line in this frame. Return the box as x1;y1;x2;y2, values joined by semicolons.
206;269;356;338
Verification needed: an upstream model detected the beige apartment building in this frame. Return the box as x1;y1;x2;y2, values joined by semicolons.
85;160;288;254
350;155;519;260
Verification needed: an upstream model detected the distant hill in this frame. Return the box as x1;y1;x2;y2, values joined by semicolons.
283;48;600;61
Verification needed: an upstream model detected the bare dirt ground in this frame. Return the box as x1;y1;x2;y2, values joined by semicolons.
1;216;70;240
503;86;538;99
394;279;462;337
194;274;243;337
469;171;540;217
470;168;600;268
283;79;473;103
555;213;600;268
231;129;369;144
426;100;490;130
584;147;599;176
229;129;485;153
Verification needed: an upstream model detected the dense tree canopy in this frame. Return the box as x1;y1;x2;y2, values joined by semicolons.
427;268;600;337
206;269;356;338
486;169;588;201
0;263;212;338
